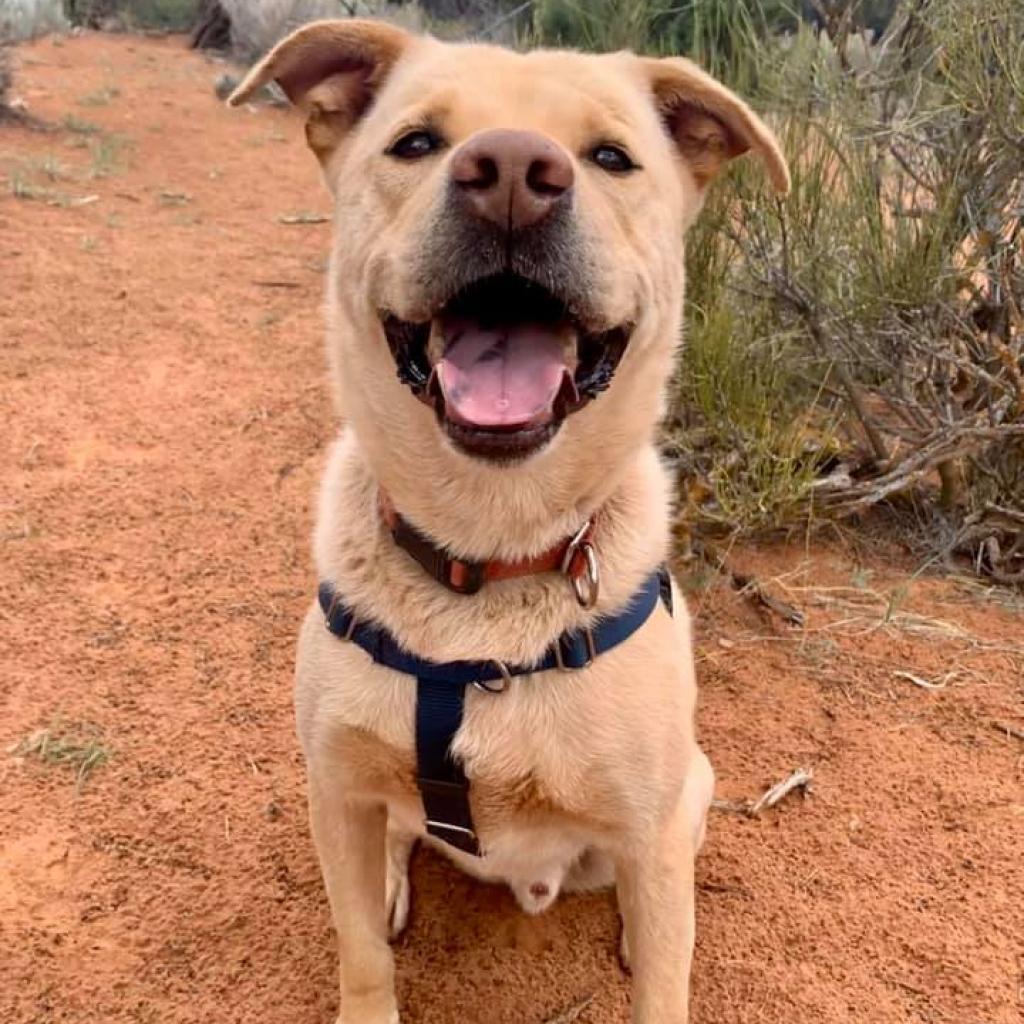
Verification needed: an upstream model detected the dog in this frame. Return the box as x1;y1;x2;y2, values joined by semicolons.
230;20;788;1024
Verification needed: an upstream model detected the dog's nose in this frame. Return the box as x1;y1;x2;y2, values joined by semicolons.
450;130;574;231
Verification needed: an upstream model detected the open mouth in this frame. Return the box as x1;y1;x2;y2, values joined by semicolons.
381;273;630;462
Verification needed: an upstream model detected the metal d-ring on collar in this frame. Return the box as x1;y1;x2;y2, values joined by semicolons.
561;520;600;609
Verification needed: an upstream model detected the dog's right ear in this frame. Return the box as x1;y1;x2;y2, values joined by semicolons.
227;19;413;162
639;56;790;195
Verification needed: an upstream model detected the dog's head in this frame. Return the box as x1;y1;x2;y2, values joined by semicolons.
231;22;787;518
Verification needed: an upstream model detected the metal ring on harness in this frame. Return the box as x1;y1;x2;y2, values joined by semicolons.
553;627;597;671
473;660;513;694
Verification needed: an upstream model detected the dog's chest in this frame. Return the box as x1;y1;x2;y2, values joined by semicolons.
327;666;651;837
301;599;687;839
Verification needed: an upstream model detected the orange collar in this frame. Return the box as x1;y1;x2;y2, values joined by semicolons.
378;490;597;603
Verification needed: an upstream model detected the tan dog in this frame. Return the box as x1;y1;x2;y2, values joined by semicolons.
231;20;787;1024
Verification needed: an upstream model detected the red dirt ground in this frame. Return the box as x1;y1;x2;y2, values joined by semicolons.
2;32;1023;1024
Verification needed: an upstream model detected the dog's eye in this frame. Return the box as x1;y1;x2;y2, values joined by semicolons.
387;130;443;160
590;144;639;174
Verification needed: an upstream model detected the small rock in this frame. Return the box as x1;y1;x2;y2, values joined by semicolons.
214;73;238;101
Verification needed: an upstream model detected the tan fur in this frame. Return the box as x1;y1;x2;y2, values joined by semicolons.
233;19;788;1024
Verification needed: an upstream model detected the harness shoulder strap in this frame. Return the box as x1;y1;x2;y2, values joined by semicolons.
415;681;480;855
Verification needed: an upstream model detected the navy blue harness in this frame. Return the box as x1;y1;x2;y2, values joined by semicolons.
318;567;673;856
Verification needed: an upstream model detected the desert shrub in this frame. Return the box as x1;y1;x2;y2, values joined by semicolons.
1;0;67;41
62;0;116;26
531;0;660;51
221;1;432;61
533;0;1024;583
688;0;1023;580
60;0;430;49
221;0;357;60
63;0;200;29
124;0;201;29
220;0;523;58
0;46;9;106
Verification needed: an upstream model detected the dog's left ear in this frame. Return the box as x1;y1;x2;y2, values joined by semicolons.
639;57;790;194
227;19;414;162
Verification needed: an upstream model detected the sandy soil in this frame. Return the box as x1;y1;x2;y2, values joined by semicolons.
2;32;1023;1024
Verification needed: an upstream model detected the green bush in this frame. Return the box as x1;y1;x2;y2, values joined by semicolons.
2;0;67;40
126;0;200;29
535;0;1024;583
63;0;200;30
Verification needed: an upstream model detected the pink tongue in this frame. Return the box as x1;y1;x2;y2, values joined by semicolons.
436;320;570;429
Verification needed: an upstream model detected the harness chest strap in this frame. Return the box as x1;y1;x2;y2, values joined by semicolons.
318;567;674;857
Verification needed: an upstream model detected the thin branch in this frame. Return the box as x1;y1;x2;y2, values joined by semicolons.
991;721;1024;742
543;995;594;1024
749;768;814;816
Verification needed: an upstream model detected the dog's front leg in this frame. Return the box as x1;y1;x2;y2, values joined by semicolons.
616;793;697;1024
308;779;398;1024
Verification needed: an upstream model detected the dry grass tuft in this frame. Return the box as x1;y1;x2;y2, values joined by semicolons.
14;724;111;789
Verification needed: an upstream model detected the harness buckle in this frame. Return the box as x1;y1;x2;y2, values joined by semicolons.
423;819;480;855
554;627;597;671
561;520;600;609
418;777;481;855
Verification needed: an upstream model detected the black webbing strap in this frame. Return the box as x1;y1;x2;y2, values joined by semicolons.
658;565;673;616
415;680;481;855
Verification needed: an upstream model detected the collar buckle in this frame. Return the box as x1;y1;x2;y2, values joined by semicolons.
444;557;486;595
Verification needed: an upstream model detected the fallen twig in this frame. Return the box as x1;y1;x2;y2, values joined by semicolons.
711;768;814;819
734;571;807;627
818;424;1024;514
278;212;329;225
991;720;1024;742
694;540;806;627
542;994;593;1023
748;768;814;816
893;670;950;691
251;279;300;289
